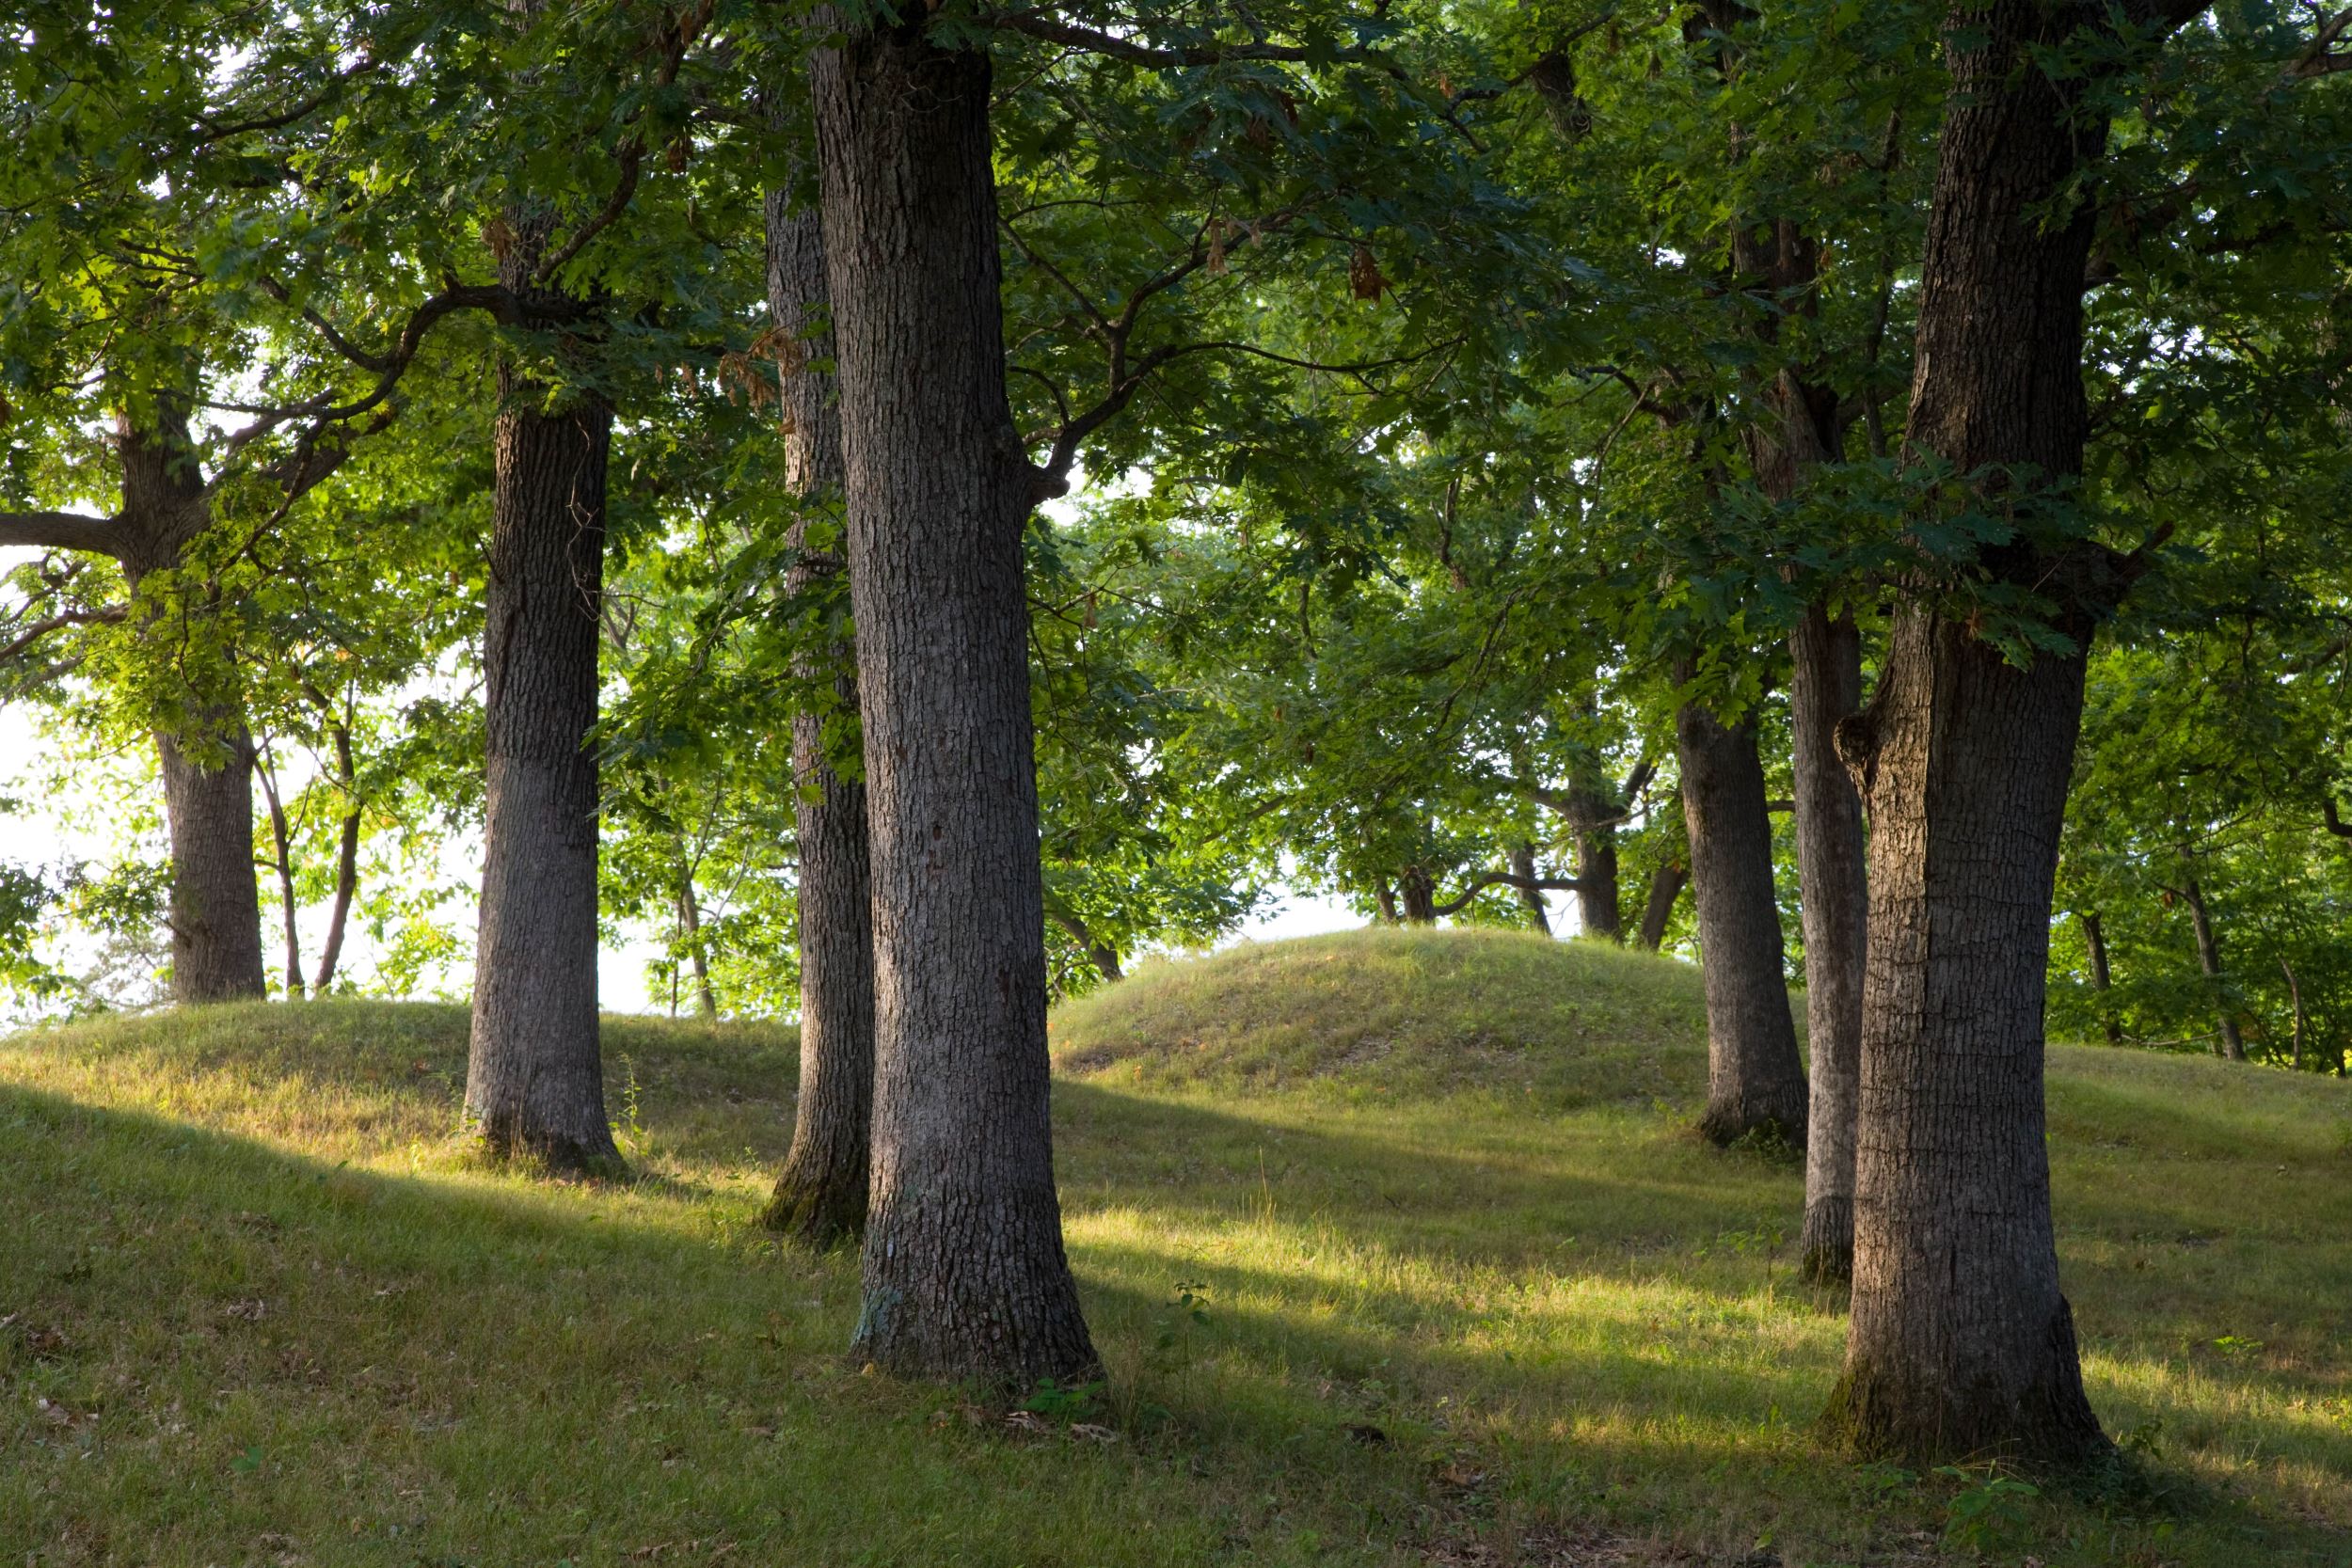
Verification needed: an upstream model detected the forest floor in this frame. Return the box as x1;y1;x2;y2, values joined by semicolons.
1;927;2347;1567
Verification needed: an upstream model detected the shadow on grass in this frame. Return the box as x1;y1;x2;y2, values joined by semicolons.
5;1072;2348;1566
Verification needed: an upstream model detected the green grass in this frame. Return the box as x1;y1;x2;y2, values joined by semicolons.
2;926;2348;1566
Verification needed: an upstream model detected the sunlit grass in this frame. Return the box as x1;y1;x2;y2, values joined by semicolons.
3;928;2348;1564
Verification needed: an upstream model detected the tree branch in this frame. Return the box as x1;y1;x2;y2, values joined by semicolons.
1432;868;1591;918
0;510;120;558
0;605;126;664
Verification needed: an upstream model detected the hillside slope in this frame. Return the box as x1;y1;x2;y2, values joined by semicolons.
2;929;2347;1566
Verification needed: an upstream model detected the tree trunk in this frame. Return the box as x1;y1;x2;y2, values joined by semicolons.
2082;911;2121;1044
1375;880;1401;925
312;723;361;995
1789;606;1867;1282
1677;696;1807;1147
1563;755;1622;940
255;746;305;996
677;878;717;1019
1828;611;2106;1464
1510;842;1551;936
1397;866;1438;925
118;410;267;1007
1822;0;2127;1467
813;14;1096;1383
759;173;880;1248
1635;857;1687;952
2178;877;2246;1062
464;313;620;1174
153;727;269;1005
2281;957;2305;1070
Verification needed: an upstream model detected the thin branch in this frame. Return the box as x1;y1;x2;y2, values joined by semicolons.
0;605;126;664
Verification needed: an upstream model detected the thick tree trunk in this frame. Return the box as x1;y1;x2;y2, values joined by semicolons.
1510;842;1552;936
1789;607;1867;1282
2082;911;2121;1044
1375;880;1401;925
1828;611;2106;1464
759;177;880;1248
2178;878;2246;1062
465;356;619;1174
813;15;1096;1383
1823;0;2126;1466
312;724;361;995
1677;697;1807;1147
1397;865;1438;925
1636;857;1687;951
153;728;268;1004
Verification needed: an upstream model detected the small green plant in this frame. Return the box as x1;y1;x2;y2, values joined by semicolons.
1853;1460;1917;1498
2211;1334;2264;1359
2119;1417;2165;1457
612;1053;645;1148
1020;1376;1105;1420
1935;1465;2039;1551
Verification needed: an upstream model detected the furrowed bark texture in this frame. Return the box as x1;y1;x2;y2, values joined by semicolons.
1677;699;1808;1147
1826;0;2131;1466
762;179;879;1248
465;301;619;1174
118;413;266;1006
814;17;1097;1383
1790;606;1867;1282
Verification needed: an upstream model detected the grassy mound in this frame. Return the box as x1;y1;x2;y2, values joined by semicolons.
1;930;2348;1565
1050;927;1711;1105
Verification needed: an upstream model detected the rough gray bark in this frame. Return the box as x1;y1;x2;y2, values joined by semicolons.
2082;910;2122;1044
814;13;1096;1383
1677;695;1808;1147
152;725;268;1004
1790;607;1867;1281
759;175;880;1248
1829;610;2106;1465
1820;0;2146;1467
2178;877;2246;1062
464;229;620;1172
1636;857;1687;952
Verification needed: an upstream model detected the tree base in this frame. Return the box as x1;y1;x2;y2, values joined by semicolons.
1697;1103;1805;1155
1820;1295;2109;1468
467;1117;627;1181
761;1174;865;1249
1799;1195;1853;1285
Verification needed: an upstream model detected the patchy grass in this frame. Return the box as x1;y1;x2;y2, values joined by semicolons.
2;927;2348;1566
